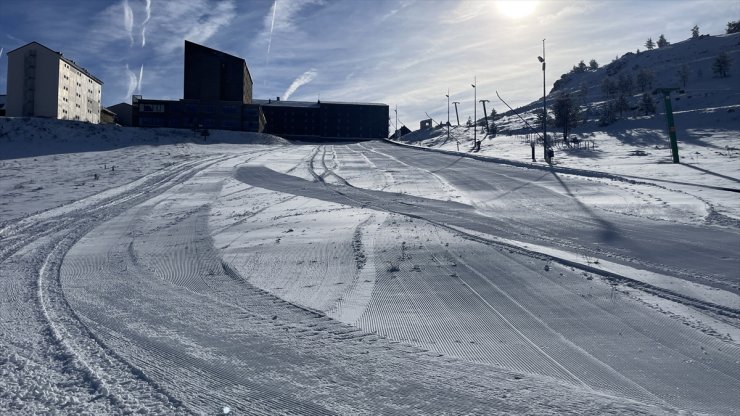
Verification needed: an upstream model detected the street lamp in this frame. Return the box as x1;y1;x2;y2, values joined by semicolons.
452;101;461;126
537;39;548;161
472;76;477;150
445;89;450;143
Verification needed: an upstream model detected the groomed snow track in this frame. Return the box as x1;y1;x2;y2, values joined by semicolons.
2;142;737;414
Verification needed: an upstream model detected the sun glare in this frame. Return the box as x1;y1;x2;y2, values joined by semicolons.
496;0;539;19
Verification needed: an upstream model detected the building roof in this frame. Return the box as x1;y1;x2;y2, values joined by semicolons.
6;41;103;85
253;99;387;108
253;99;320;108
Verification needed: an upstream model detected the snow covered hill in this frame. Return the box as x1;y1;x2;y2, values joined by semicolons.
395;33;740;221
0;117;287;221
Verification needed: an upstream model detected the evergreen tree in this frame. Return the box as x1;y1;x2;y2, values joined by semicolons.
552;93;580;140
645;38;655;50
727;20;740;34
677;64;689;87
577;60;588;72
657;34;669;48
489;109;498;136
639;93;656;115
712;52;732;78
636;68;655;92
589;59;599;70
691;25;700;39
466;116;473;127
615;95;630;117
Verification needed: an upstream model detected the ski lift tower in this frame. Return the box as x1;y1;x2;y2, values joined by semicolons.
654;87;681;163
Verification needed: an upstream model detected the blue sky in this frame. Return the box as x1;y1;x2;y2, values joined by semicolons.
0;0;737;128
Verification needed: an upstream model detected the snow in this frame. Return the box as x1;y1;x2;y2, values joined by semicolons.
1;33;739;415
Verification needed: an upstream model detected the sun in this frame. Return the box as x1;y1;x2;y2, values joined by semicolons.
496;0;539;19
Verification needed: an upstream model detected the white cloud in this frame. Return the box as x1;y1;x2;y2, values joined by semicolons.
257;0;324;59
141;0;152;47
266;0;277;64
153;0;237;54
138;64;144;93
283;68;317;100
123;0;134;46
124;64;138;100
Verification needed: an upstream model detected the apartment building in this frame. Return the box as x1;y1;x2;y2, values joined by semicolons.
5;42;103;123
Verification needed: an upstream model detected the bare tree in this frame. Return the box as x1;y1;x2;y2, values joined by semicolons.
601;77;617;98
615;95;630;117
598;101;616;126
712;52;732;77
617;73;634;96
677;64;689;87
639;93;656;115
637;69;655;92
553;94;581;141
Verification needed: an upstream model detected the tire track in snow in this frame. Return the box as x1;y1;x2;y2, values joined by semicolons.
0;153;259;413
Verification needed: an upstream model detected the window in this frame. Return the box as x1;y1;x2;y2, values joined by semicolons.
140;104;165;112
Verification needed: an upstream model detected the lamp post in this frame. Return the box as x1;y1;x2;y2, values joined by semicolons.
394;105;398;140
445;89;450;143
472;76;477;149
537;39;548;160
479;99;490;136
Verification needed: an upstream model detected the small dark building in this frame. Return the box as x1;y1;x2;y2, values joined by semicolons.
390;125;411;139
100;107;117;124
108;102;133;126
132;96;265;132
257;99;388;139
183;40;252;104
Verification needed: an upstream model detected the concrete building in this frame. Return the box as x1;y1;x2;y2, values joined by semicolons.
5;42;102;123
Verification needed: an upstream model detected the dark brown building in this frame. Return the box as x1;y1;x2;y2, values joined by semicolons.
256;99;389;140
183;40;252;104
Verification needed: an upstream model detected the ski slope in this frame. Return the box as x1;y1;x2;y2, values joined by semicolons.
1;119;739;414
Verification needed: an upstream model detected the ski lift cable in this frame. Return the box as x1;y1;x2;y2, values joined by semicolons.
496;90;543;141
